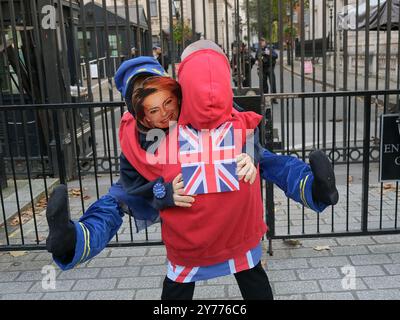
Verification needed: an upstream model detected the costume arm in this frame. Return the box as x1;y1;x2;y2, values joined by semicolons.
53;194;124;271
259;148;328;213
120;153;175;211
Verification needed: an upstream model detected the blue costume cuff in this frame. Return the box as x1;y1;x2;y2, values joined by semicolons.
300;174;328;213
53;221;88;271
162;182;175;208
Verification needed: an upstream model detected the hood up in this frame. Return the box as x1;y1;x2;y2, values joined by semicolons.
177;49;233;130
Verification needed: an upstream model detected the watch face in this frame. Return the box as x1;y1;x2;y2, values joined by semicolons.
153;182;166;199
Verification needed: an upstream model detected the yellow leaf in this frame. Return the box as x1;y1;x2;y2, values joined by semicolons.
36;198;48;209
9;251;28;257
313;245;331;251
348;176;353;183
383;183;393;190
69;188;82;197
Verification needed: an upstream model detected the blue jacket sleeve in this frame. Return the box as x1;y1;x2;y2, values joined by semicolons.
259;148;328;213
109;183;160;233
119;153;175;211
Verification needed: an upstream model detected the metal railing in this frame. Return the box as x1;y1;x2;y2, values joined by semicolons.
261;90;399;253
0;90;399;252
0;101;165;251
80;56;121;81
1;0;400;252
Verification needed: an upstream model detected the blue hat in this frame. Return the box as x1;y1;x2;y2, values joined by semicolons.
114;56;168;113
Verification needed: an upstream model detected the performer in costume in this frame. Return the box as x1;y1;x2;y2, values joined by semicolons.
45;43;338;300
46;56;260;268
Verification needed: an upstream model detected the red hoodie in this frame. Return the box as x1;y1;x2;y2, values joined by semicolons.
120;49;267;267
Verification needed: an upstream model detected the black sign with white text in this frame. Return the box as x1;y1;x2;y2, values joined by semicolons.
380;114;400;182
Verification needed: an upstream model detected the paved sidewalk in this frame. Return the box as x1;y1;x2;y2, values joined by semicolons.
0;179;59;224
0;233;400;300
1;166;399;300
282;57;400;96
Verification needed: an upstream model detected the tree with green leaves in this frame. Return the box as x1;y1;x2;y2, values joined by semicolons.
172;20;192;47
172;19;192;60
243;0;308;43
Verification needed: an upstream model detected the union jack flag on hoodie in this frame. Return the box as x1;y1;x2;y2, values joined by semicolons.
179;122;240;195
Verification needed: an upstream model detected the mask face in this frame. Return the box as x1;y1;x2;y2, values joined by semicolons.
141;90;179;129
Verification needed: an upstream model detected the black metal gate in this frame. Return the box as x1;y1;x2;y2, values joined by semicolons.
0;0;399;252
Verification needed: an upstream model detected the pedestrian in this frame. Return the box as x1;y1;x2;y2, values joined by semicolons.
231;43;246;87
153;46;170;72
259;37;278;103
130;47;137;59
242;43;256;87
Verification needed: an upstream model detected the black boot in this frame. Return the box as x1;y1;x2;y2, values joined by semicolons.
310;150;339;206
46;185;76;262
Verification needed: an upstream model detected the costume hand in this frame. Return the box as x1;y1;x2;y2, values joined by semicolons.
46;185;76;258
236;153;257;184
172;173;195;208
310;150;339;206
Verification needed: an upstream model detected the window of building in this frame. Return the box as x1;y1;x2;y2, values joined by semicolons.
108;34;118;57
77;31;91;40
77;31;92;59
150;0;158;17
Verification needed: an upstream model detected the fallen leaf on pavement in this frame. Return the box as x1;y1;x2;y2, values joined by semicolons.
36;197;48;208
383;184;396;192
9;209;34;226
69;188;82;197
313;245;331;251
283;239;302;247
348;176;353;184
9;251;27;257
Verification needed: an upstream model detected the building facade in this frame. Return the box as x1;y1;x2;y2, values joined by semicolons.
138;0;242;58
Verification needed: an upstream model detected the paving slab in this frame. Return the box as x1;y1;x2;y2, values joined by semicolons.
0;233;398;300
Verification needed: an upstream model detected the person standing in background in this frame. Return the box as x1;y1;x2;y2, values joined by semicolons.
153;46;170;72
258;37;278;103
130;47;137;59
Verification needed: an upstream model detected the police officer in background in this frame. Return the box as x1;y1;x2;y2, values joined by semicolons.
258;37;278;103
242;43;256;88
130;47;137;59
120;47;137;63
153;46;170;72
